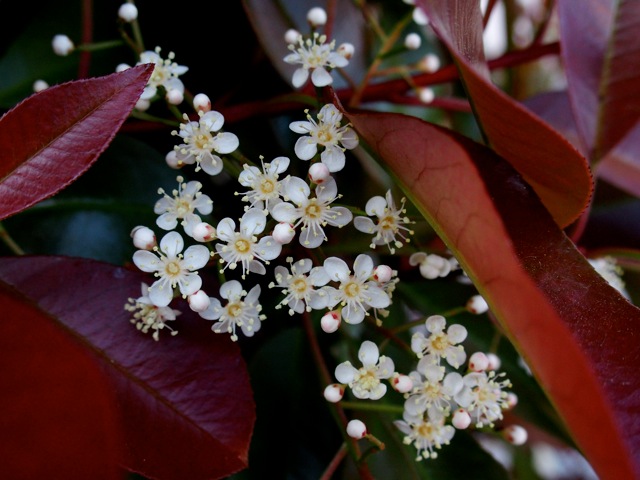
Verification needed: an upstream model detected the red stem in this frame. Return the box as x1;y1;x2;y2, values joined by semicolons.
78;0;93;79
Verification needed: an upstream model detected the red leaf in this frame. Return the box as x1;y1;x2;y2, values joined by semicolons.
415;0;593;228
343;107;640;479
0;256;255;480
597;122;640;197
0;283;122;480
556;0;613;156
0;63;154;221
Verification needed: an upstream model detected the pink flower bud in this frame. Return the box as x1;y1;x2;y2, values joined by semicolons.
192;222;216;242
338;42;355;59
506;392;518;409
468;352;489;372
466;294;489;314
486;352;501;370
166;89;184;105
308;163;331;184
323;383;344;403
373;265;393;283
193;93;211;113
188;290;210;312
392;374;413;393
272;222;295;244
452;409;471;429
503;425;528;445
346;419;367;439
320;311;341;333
131;226;156;250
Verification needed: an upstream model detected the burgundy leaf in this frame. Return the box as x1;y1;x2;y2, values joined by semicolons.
556;0;613;157
594;0;640;160
597;122;640;197
0;256;255;480
415;0;593;228
0;283;122;480
343;107;640;479
0;63;154;220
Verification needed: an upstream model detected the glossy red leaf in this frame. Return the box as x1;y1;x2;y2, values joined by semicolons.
415;0;593;228
556;0;613;157
0;283;122;480
343;107;640;479
0;256;255;480
0;63;154;221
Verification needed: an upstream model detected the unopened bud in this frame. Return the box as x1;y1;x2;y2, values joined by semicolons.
192;222;216;242
193;93;211;113
466;294;489;314
307;7;327;26
320;311;341;333
118;3;138;22
486;352;501;371
468;352;489;372
284;28;301;44
135;98;151;112
418;87;435;104
33;80;49;93
131;226;156;250
272;222;295;244
404;32;422;50
373;265;393;283
346;419;367;439
52;34;74;56
421;53;441;73
452;408;471;429
115;63;131;73
308;162;331;184
166;89;184;105
392;374;413;393
503;425;528;445
188;290;210;312
338;42;355;59
323;383;344;403
506;392;518;409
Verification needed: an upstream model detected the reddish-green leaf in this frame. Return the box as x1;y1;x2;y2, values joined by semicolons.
0;63;154;221
0;283;122;480
343;107;640;479
415;0;593;228
0;256;255;480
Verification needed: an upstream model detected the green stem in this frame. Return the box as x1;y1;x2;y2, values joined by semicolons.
0;223;25;255
340;401;404;415
76;39;126;52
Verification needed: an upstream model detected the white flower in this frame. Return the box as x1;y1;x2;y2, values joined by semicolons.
125;282;181;341
411;315;467;368
52;34;74;56
215;208;282;278
323;254;391;324
335;340;395;400
199;280;264;341
289;104;358;172
394;411;455;460
269;257;330;315
154;176;213;237
236;156;289;213
588;255;629;299
172;110;239;176
138;47;188;101
404;356;464;417
132;231;211;307
409;252;455;279
454;371;512;428
271;176;352;248
354;190;414;254
283;32;349;88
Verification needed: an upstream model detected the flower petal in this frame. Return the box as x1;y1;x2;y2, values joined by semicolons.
294;136;318;161
212;132;239;154
183;245;211;270
159;231;184;257
220;280;243;300
358;340;380;366
335;362;357;384
132;250;162;273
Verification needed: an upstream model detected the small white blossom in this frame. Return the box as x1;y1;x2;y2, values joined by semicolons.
199;280;264;341
125;283;180;341
130;225;156;250
284;32;349;88
404;356;463;417
354;190;414;254
33;79;49;92
138;47;188;102
192;93;211;113
215;208;282;278
323;383;345;403
320;310;341;333
589;255;628;299
308;162;331;184
271;176;352;248
306;7;328;26
409;252;454;279
335;340;395;400
236;156;289;213
269;257;330;315
154;176;213;237
171;110;239;175
118;3;138;22
323;254;391;324
394;411;455;460
405;32;422;50
454;371;512;428
132;231;211;307
411;315;467;368
290;104;358;172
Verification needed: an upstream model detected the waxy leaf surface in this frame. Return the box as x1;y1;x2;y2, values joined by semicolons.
0;283;122;480
415;0;593;228
344;108;640;479
0;63;154;220
0;256;255;480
